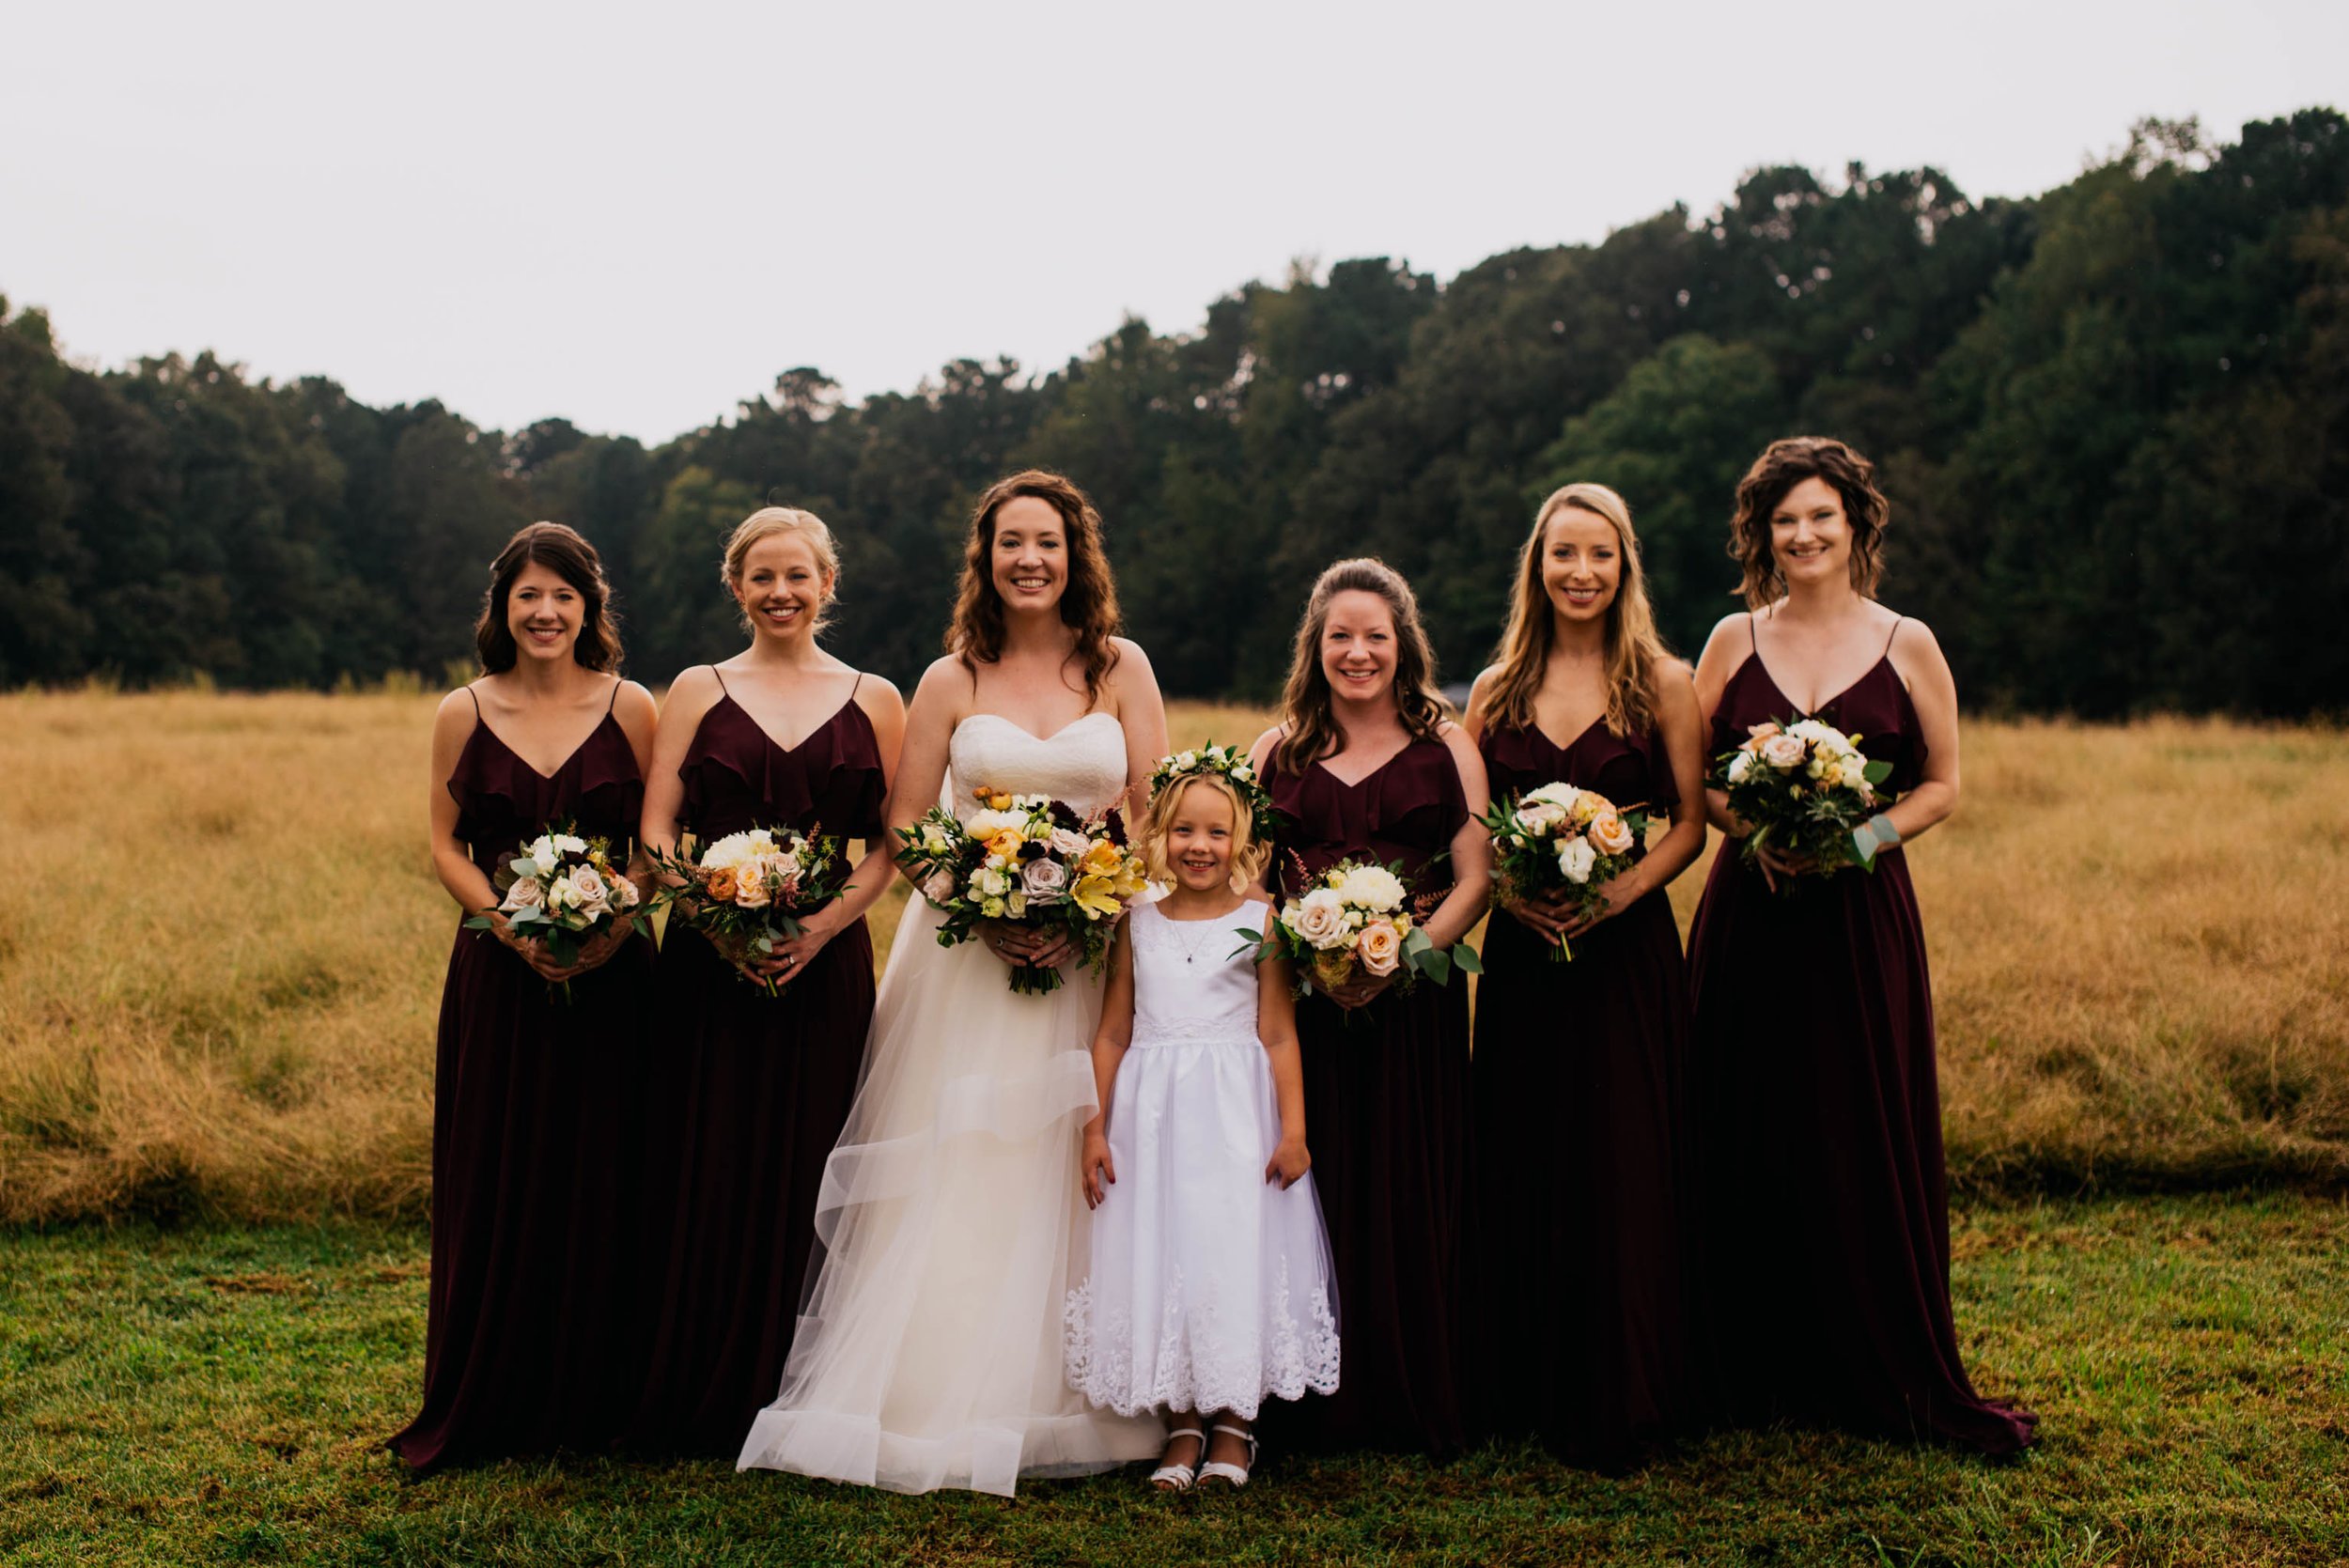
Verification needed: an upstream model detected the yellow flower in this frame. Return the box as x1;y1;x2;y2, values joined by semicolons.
1071;874;1125;920
1081;839;1124;875
985;829;1024;861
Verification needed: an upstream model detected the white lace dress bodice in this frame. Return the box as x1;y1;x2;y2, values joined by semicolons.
947;711;1128;824
739;708;1162;1496
1063;899;1342;1420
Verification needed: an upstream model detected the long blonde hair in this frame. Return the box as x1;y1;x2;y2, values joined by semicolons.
1273;558;1449;779
1485;483;1670;738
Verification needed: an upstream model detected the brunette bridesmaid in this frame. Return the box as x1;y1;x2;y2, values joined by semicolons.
1686;437;2036;1455
393;522;658;1472
1462;483;1705;1467
1248;558;1490;1457
627;508;905;1454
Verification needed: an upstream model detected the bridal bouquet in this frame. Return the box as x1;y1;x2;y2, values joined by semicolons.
464;827;646;1001
1479;783;1650;961
647;826;849;995
1711;717;1894;884
895;788;1150;995
1242;855;1480;998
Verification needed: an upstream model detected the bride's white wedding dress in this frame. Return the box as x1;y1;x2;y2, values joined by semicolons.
737;711;1164;1495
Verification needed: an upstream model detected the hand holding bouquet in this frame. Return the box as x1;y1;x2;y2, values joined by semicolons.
1242;856;1480;1001
1479;783;1650;960
895;788;1150;995
464;827;646;1001
1710;718;1895;889
647;826;848;995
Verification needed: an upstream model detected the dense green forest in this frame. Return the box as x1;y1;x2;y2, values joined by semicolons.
4;110;2343;714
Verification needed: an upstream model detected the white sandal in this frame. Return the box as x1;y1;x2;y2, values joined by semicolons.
1196;1422;1258;1487
1150;1421;1206;1491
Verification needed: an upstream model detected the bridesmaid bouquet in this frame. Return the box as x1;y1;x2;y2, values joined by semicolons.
1712;718;1895;883
1479;784;1650;961
463;827;646;1001
895;789;1150;995
646;826;849;996
1243;855;1481;998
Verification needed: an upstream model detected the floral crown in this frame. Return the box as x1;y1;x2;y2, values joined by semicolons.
1148;741;1278;825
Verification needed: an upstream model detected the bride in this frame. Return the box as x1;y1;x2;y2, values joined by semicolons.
738;471;1171;1495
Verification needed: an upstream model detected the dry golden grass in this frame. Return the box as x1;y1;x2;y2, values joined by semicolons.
1;691;2343;1223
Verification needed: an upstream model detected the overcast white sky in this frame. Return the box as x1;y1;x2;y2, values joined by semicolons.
6;1;2341;442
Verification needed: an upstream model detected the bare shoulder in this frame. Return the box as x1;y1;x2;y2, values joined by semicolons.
1885;613;1952;684
613;678;658;727
665;663;723;705
1466;662;1503;710
1107;635;1154;672
852;671;907;722
1435;718;1481;761
1247;723;1289;770
1103;636;1159;701
434;685;483;741
913;654;975;708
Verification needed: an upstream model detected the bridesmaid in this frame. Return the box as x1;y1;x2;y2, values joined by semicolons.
628;507;905;1454
1248;557;1490;1457
1462;483;1705;1467
1686;437;2036;1455
394;521;658;1472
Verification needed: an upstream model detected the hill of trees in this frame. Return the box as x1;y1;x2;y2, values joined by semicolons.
4;109;2344;715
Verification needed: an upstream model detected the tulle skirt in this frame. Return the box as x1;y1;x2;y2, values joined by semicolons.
736;896;1163;1495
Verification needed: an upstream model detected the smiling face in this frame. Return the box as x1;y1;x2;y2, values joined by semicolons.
990;495;1068;615
1160;779;1237;894
506;561;583;664
1769;475;1853;591
734;531;831;645
1319;589;1398;706
1542;503;1622;626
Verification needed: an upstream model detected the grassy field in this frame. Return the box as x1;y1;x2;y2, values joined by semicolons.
1;1192;2342;1566
2;689;2344;1222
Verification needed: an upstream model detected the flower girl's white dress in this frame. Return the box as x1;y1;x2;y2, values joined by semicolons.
737;713;1162;1495
1062;897;1341;1420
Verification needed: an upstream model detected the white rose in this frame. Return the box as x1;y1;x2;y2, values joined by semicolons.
531;839;559;875
1726;750;1755;784
1337;863;1407;912
552;833;587;857
568;863;611;914
1176;750;1198;770
1524;783;1583;815
1049;827;1091;859
500;876;543;912
1291;888;1348;950
977;866;1011;898
1833;754;1871;791
1557;838;1597;885
921;822;953;855
1230;763;1253;784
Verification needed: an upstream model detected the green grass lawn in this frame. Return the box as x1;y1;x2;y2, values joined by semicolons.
4;1194;2344;1567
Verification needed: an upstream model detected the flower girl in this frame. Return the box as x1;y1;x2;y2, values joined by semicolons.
1063;753;1340;1488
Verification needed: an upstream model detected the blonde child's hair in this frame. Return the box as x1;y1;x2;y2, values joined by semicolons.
1141;771;1268;893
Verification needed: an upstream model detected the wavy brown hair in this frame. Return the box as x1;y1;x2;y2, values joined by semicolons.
1729;436;1890;608
1485;483;1672;739
1273;558;1449;779
947;470;1123;706
474;521;622;675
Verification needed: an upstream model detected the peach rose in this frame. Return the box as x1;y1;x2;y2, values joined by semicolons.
1291;888;1348;950
1746;721;1782;743
1588;813;1636;857
500;875;543;912
1357;919;1402;976
923;869;957;906
733;862;772;908
705;866;739;904
1759;733;1807;770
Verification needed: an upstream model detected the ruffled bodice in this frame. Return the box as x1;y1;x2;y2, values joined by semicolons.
1126;899;1267;1050
679;693;886;845
947;712;1128;823
448;709;643;875
1711;650;1925;800
1481;717;1679;862
1268;734;1466;899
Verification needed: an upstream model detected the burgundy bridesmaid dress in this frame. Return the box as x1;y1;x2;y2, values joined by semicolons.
626;673;879;1454
1470;717;1691;1466
1685;619;2036;1455
1263;736;1472;1457
393;683;651;1471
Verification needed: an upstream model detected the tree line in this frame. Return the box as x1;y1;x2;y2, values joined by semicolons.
3;109;2343;717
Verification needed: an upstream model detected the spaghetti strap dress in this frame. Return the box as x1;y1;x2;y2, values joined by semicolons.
1261;736;1472;1457
1470;717;1692;1465
392;683;651;1471
1685;620;2037;1455
628;675;882;1453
